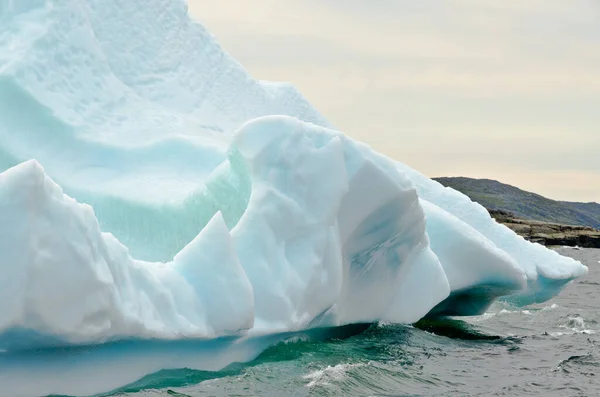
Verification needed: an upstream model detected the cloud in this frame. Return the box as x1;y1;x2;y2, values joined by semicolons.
188;0;600;202
190;0;600;96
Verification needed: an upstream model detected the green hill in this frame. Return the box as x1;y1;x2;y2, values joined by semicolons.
433;177;600;229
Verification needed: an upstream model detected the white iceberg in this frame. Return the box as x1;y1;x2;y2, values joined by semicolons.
0;0;588;394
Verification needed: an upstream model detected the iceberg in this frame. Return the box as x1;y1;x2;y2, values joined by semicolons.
0;0;588;395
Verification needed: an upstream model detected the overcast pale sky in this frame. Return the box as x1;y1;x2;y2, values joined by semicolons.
189;1;599;202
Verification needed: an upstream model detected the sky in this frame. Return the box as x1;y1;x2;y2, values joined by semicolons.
188;1;600;202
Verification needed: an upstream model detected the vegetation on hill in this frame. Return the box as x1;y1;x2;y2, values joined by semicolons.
434;177;600;230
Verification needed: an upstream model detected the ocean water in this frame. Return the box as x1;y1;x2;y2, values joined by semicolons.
91;247;597;397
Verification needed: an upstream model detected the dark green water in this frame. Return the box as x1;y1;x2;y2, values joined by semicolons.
103;248;599;396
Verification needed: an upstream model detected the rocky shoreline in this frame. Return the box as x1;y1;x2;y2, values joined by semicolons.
489;210;600;249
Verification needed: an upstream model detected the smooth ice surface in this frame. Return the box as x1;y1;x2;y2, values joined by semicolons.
0;160;254;348
423;200;526;294
396;164;588;303
0;119;450;349
422;200;527;315
0;0;589;395
230;116;450;330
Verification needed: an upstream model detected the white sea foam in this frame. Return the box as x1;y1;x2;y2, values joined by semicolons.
303;363;366;388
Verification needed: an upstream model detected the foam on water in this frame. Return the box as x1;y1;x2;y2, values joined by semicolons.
303;363;366;388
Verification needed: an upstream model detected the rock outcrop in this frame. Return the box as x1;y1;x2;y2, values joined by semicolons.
489;210;600;248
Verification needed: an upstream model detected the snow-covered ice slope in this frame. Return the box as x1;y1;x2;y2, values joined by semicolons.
0;0;588;358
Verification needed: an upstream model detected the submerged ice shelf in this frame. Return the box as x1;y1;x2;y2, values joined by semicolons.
0;0;589;395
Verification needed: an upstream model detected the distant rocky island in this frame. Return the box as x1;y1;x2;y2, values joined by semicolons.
434;177;600;248
487;209;600;248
